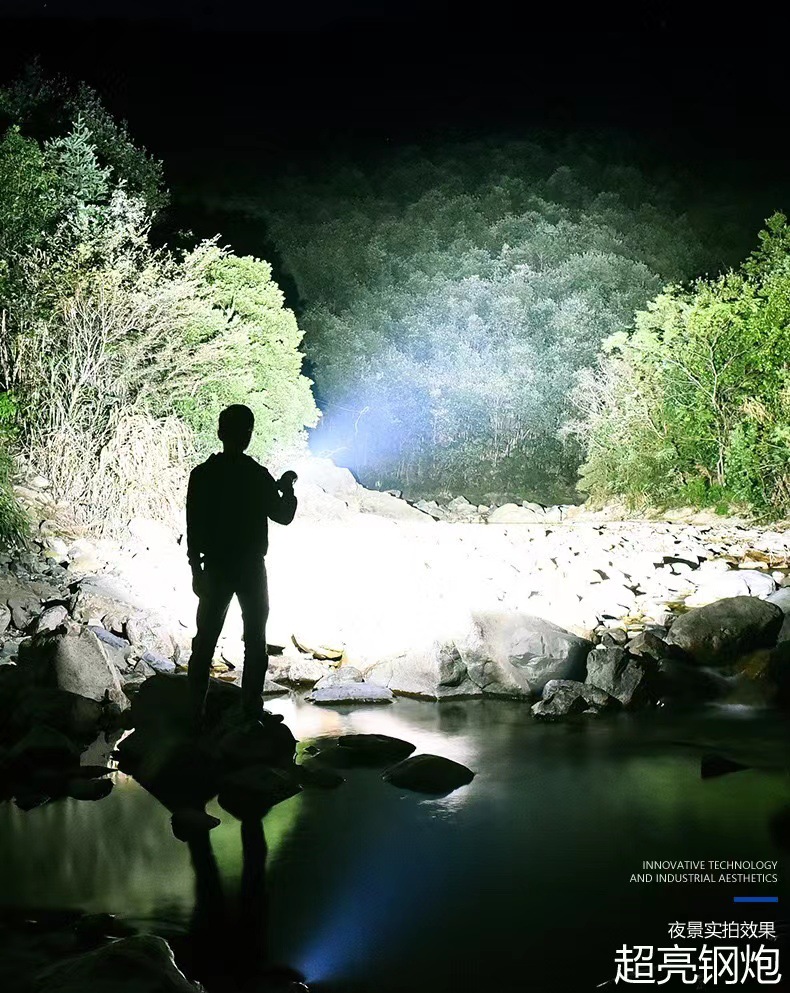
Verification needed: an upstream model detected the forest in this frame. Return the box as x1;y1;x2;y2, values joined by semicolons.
2;67;790;538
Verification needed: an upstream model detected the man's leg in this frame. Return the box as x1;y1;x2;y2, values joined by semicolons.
189;569;234;729
236;559;270;719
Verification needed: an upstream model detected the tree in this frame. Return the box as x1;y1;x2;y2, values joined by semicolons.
245;140;707;499
0;75;317;534
569;213;790;517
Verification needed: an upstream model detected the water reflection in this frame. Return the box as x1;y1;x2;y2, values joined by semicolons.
0;697;787;993
182;816;306;991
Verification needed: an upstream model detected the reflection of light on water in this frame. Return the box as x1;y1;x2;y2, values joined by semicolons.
292;833;449;985
263;695;477;982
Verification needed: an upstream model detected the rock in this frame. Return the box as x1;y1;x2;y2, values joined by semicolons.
383;753;474;795
601;628;628;647
118;732;221;810
358;488;433;522
275;656;328;685
65;777;114;801
626;630;677;661
365;641;481;700
215;716;297;770
218;764;301;819
488;503;544;524
307;681;394;704
414;499;442;519
9;725;81;770
337;733;415;764
8;687;104;742
89;625;132;652
33;934;202;993
262;675;289;695
0;604;11;635
140;649;176;675
312;666;365;688
291;456;359;501
294;760;346;788
460;611;592;697
580;580;637;616
31;604;68;633
585;646;649;706
767;587;790;614
686;570;777;607
665;596;783;665
101;611;129;636
8;596;37;631
531;679;614;720
125;614;177;659
129;673;233;735
17;627;128;709
66;538;101;573
291;633;344;662
42;535;69;561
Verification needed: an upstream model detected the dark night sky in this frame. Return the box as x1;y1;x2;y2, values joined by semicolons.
1;2;789;241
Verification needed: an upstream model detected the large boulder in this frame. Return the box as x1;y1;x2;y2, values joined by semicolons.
585;646;650;706
364;611;592;700
665;596;783;665
488;503;544;524
767;587;790;614
383;754;474;795
364;641;481;700
7;687;104;743
685;569;777;607
17;627;128;709
459;611;592;698
33;934;201;993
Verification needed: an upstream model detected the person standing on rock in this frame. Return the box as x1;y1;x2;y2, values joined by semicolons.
186;404;298;729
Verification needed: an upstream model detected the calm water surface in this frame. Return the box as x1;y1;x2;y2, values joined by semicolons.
1;697;788;992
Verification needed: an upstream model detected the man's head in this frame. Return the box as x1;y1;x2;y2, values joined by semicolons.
218;404;254;453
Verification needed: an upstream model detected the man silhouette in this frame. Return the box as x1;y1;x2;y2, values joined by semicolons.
186;404;297;728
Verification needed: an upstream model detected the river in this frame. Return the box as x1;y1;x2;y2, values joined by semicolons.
1;697;788;991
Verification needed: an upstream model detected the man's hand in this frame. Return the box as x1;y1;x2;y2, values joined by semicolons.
277;470;298;491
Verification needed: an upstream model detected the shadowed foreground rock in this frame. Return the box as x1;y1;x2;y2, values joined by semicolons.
116;675;301;836
33;935;200;993
382;753;475;795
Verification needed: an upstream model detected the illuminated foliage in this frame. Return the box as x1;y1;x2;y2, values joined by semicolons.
257;142;705;499
0;75;317;533
568;213;790;516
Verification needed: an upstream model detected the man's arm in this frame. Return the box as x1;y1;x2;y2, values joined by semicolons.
263;468;297;525
185;469;204;573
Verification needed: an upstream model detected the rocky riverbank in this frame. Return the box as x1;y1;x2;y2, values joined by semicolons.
3;456;790;715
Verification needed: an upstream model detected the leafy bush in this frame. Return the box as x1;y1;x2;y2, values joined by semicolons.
569;213;790;518
0;75;317;532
